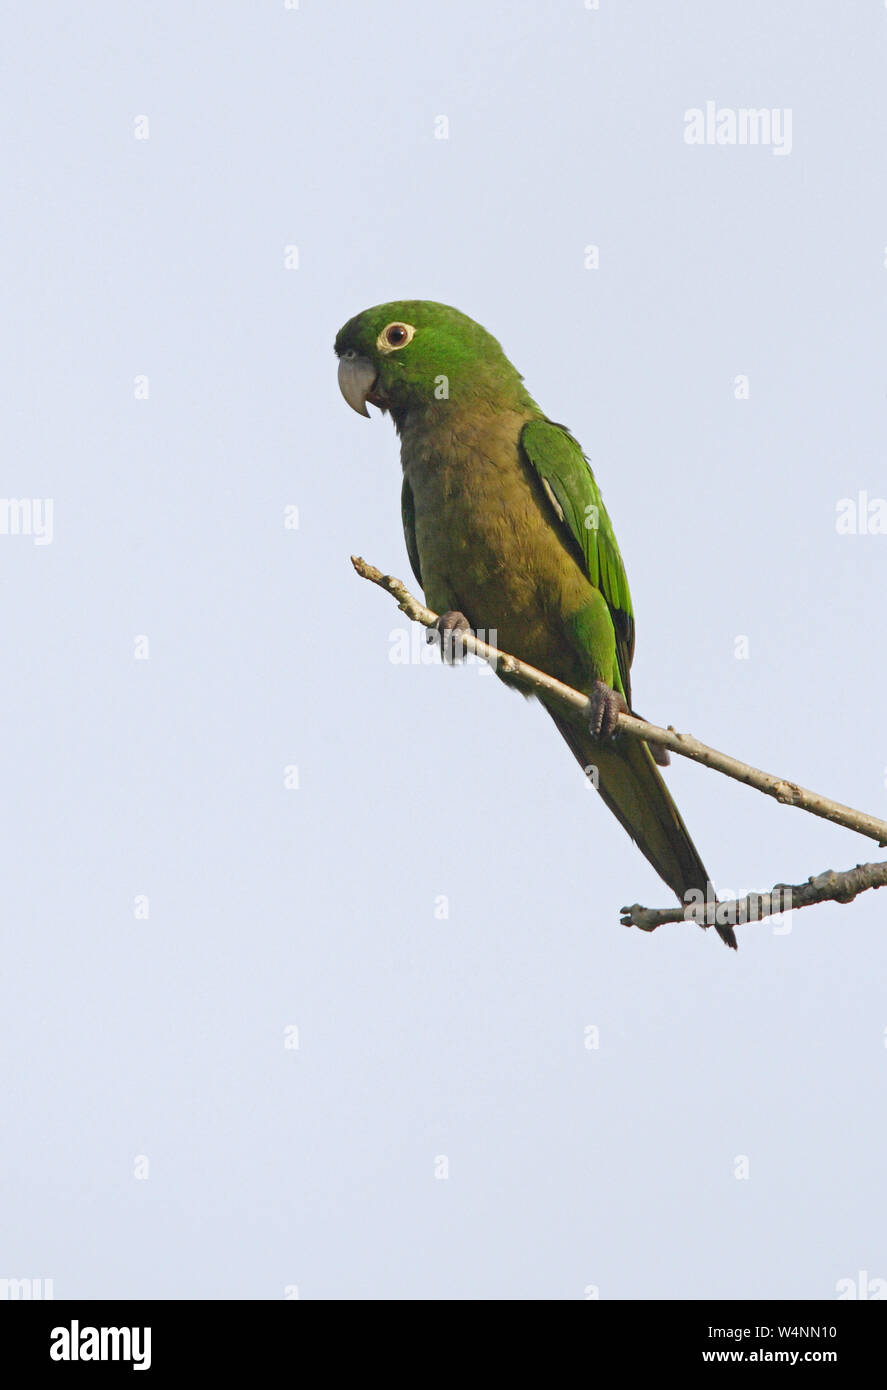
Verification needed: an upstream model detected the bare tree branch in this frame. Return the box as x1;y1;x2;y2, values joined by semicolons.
352;555;887;931
621;861;887;932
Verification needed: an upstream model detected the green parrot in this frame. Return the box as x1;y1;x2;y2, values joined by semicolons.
336;301;735;949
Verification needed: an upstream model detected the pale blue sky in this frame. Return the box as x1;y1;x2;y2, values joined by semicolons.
1;1;886;1299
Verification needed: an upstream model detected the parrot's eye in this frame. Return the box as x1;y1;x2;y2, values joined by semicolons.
377;321;415;352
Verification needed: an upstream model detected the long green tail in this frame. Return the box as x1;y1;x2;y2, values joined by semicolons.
549;710;737;949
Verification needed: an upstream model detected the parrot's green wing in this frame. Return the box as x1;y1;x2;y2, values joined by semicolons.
520;418;635;702
401;477;423;587
520;417;730;939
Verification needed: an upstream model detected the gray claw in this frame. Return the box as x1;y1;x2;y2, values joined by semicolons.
587;680;628;740
428;610;472;664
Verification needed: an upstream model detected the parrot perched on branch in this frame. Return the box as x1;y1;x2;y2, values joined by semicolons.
335;301;734;948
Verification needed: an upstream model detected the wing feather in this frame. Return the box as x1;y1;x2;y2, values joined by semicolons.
520;418;635;700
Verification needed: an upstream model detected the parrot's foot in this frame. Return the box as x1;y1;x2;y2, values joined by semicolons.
587;680;628;741
629;706;670;765
648;742;671;767
427;610;472;664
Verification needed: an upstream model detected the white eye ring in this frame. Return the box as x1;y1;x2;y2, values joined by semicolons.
377;322;416;352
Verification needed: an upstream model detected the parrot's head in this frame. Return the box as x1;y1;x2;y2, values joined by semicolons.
334;300;525;428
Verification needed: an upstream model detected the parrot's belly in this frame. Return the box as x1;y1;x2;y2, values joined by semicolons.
402;429;598;690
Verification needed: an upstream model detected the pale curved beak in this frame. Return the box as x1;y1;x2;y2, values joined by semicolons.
337;353;377;418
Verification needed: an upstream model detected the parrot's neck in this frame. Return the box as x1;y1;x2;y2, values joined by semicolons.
392;384;539;441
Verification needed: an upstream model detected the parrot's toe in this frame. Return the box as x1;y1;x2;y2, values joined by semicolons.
428;610;472;664
587;680;628;741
